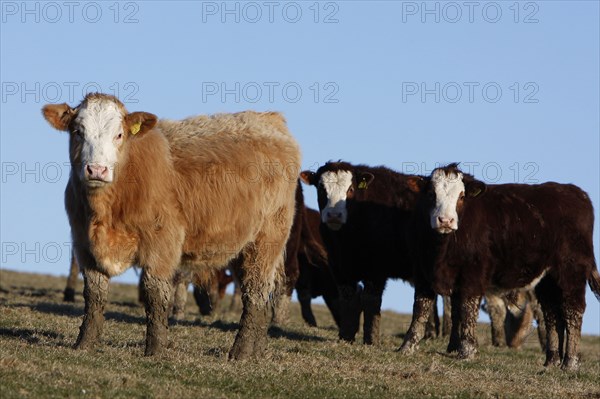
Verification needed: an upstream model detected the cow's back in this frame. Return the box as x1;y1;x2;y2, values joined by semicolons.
444;182;595;294
157;112;301;268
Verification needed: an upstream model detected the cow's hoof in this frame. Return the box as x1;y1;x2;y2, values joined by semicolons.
457;343;477;360
446;340;460;353
397;343;417;356
228;342;253;361
544;351;562;367
63;288;76;302
561;356;580;371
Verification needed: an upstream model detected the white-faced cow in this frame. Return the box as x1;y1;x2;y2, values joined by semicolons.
300;162;441;344
399;164;600;370
42;93;300;360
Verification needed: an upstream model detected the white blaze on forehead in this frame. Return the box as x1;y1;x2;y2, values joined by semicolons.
319;170;353;224
430;169;465;232
75;99;124;182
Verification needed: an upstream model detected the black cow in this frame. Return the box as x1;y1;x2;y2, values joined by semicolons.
301;161;438;344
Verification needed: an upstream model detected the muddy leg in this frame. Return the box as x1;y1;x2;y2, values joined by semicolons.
271;290;291;326
75;268;109;350
399;286;435;355
141;270;172;356
424;295;440;340
64;251;79;302
362;281;384;345
457;295;481;360
486;293;507;347
229;244;281;360
171;272;188;321
562;305;584;371
338;283;361;342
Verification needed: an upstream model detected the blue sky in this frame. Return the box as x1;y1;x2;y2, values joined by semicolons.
1;1;598;335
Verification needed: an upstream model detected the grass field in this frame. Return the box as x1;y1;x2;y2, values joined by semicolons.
0;269;598;398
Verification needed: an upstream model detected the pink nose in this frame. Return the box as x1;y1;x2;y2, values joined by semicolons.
86;164;109;180
438;216;454;227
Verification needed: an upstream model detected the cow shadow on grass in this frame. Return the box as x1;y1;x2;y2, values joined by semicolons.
0;327;71;348
174;319;326;343
5;301;146;325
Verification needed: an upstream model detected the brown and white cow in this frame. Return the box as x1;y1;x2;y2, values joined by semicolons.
399;163;600;370
42;93;300;359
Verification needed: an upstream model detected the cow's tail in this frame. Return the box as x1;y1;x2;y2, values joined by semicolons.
589;268;600;302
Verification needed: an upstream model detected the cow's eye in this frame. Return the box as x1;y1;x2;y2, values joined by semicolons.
72;129;83;138
116;133;123;140
348;186;354;195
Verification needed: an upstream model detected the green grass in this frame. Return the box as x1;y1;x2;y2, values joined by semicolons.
1;269;599;398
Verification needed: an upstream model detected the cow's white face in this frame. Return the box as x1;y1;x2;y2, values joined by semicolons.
73;99;125;186
319;170;354;231
430;169;465;233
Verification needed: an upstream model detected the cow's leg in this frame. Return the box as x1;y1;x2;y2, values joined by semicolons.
447;292;461;353
442;295;452;337
362;280;385;345
64;251;79;302
537;279;562;367
193;285;213;316
229;236;286;360
338;283;361;342
486;293;507;347
141;269;172;356
271;289;291;326
561;276;586;371
562;306;583;371
424;295;440;340
170;271;188;321
323;289;341;328
297;288;317;327
527;290;547;351
398;286;435;355
75;267;109;350
457;295;481;360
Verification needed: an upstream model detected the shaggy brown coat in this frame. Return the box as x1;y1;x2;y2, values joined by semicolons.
43;93;300;359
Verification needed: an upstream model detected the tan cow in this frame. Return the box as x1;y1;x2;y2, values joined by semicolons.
43;93;300;359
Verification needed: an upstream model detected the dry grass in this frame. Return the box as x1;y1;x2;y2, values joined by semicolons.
0;269;599;398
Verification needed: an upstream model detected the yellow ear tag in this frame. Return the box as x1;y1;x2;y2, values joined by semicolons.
358;180;367;189
130;122;141;135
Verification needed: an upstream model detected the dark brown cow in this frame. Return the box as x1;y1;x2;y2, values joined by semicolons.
301;162;439;344
399;164;600;370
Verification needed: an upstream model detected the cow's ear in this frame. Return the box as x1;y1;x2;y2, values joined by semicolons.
406;176;425;193
42;103;75;131
357;172;375;189
125;112;157;137
300;170;317;186
466;180;486;197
